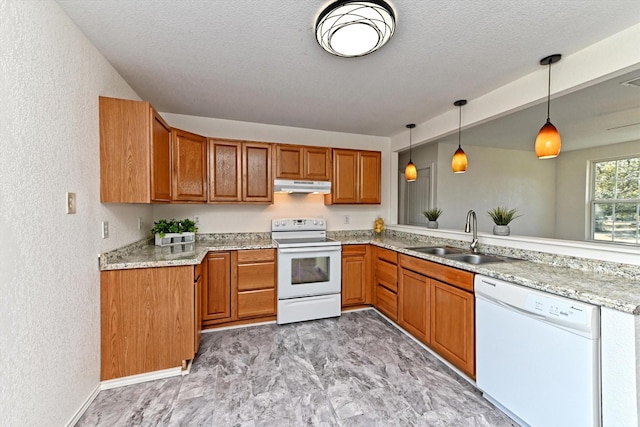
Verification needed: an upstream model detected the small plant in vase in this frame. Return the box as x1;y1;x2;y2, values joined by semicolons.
423;208;443;229
487;207;521;236
151;218;198;246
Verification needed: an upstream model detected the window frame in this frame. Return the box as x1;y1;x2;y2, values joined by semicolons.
589;154;640;246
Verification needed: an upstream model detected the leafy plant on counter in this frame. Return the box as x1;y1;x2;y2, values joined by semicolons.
487;207;522;225
423;208;443;221
151;218;198;237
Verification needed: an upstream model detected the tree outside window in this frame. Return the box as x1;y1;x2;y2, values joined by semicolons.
592;156;640;244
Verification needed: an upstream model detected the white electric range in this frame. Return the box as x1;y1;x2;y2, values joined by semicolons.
271;218;342;324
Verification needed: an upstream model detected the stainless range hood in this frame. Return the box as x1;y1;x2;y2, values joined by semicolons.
274;179;331;194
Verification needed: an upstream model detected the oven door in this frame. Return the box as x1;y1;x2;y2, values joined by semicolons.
277;245;342;299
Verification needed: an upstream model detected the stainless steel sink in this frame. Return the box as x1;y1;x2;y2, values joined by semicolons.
407;246;463;256
444;253;506;264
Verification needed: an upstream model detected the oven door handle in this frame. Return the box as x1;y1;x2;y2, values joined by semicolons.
278;246;341;254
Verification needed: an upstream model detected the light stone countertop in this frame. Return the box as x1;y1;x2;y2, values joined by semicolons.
100;231;640;314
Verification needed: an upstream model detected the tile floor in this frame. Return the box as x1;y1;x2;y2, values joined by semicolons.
78;310;517;426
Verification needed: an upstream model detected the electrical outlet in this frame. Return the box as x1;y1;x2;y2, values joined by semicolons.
66;192;76;214
344;215;350;224
102;221;109;239
137;217;143;230
194;216;200;225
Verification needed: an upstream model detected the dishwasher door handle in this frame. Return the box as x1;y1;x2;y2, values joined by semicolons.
477;294;547;321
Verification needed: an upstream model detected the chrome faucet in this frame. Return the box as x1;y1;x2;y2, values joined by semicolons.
465;210;478;253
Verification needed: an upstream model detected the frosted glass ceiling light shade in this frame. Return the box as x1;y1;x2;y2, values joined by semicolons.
316;0;396;58
535;54;562;159
405;123;417;182
452;100;468;173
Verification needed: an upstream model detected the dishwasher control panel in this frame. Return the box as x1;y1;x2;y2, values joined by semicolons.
526;294;588;325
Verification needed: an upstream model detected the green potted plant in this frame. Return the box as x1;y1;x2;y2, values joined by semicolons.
487;206;521;236
423;208;443;229
151;218;198;246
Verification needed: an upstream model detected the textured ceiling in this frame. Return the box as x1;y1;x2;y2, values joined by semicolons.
56;0;640;137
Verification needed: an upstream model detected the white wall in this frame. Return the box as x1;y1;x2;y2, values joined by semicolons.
0;1;151;425
154;113;392;232
555;139;640;241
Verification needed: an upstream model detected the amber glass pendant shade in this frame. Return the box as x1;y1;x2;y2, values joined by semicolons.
535;120;561;159
452;147;468;173
405;161;417;181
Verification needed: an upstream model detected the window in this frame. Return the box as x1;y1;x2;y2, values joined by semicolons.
591;156;640;244
398;165;433;226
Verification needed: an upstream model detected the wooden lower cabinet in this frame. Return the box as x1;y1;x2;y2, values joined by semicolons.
398;268;430;345
431;279;475;378
373;247;398;321
397;253;476;379
100;266;195;380
202;252;232;326
235;249;276;319
194;261;204;352
341;245;370;307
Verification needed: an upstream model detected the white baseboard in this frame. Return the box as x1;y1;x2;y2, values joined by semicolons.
201;319;277;333
100;366;184;390
65;383;100;427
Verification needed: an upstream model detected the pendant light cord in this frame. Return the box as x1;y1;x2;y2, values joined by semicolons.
546;62;552;122
409;127;412;161
458;104;462;149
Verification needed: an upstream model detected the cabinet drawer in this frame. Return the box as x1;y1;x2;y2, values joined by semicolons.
342;244;367;255
399;254;474;292
376;284;397;321
237;261;275;291
237;289;276;319
375;259;397;291
237;249;275;263
376;247;398;264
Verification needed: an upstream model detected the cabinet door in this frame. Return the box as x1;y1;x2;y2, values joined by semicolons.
100;266;194;380
398;268;430;345
275;144;303;179
209;139;242;202
243;142;273;202
172;129;207;202
203;252;232;323
331;149;358;203
150;109;172;202
431;279;475;378
359;150;381;204
304;146;331;181
342;245;368;307
194;262;204;352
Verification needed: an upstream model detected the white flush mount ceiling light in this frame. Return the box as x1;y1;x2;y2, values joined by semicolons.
315;0;396;58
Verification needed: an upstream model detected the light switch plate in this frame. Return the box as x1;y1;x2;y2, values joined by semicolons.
102;221;109;239
66;192;76;214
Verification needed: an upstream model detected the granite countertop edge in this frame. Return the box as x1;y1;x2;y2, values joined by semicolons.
100;233;640;315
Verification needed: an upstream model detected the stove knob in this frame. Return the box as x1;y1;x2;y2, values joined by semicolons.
319;220;324;226
313;220;318;225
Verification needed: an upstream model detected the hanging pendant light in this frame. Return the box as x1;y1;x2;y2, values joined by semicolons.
452;100;468;173
535;54;562;159
405;123;417;182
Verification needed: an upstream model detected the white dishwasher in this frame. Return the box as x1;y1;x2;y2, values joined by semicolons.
475;275;600;427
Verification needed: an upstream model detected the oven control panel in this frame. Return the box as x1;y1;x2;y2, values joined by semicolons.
272;218;326;231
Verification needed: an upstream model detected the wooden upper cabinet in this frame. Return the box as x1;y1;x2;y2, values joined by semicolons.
100;96;172;203
209;139;272;203
172;128;207;202
275;145;304;179
209;138;242;202
358;150;381;204
325;148;380;204
275;144;331;181
243;142;272;203
151;110;172;202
